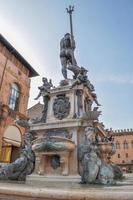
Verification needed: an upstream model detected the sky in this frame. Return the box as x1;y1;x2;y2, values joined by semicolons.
0;0;133;130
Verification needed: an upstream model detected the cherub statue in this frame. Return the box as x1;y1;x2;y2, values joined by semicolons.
34;77;53;123
34;77;53;102
71;67;94;91
91;93;101;106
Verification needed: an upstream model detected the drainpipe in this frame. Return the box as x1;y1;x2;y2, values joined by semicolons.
0;57;8;95
0;48;15;96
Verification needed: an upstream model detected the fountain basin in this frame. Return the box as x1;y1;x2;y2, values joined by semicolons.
32;136;76;152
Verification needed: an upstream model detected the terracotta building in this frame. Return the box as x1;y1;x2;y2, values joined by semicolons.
111;129;133;173
0;34;38;163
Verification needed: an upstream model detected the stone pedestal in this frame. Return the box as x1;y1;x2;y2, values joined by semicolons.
30;82;99;176
30;81;107;178
35;151;71;176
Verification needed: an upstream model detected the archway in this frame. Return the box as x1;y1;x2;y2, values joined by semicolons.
0;125;22;163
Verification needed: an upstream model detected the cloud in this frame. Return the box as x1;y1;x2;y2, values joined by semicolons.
0;16;43;71
94;74;133;84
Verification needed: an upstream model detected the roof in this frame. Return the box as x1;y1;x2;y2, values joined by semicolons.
28;102;43;111
27;102;43;119
0;34;39;77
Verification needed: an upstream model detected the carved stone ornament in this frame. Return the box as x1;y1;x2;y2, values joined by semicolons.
46;129;72;139
53;95;70;120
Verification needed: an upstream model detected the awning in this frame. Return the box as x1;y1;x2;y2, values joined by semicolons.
3;125;22;147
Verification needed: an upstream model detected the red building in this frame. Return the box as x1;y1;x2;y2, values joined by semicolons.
0;34;38;163
111;129;133;173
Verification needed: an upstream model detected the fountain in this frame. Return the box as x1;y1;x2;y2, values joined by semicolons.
25;5;122;184
0;5;132;200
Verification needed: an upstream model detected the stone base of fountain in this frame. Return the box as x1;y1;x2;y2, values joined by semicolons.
0;174;133;200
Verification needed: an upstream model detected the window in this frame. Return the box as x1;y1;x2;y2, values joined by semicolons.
116;141;120;149
123;140;128;149
9;83;20;110
122;160;125;163
126;153;128;158
131;141;133;148
118;154;120;158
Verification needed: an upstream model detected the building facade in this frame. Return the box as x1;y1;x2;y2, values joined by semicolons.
111;129;133;173
0;34;38;163
27;102;43;120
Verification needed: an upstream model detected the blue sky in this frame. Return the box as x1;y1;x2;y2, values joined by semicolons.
0;0;133;129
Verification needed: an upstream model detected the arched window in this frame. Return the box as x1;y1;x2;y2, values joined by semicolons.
116;141;120;149
123;140;128;149
9;83;20;110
